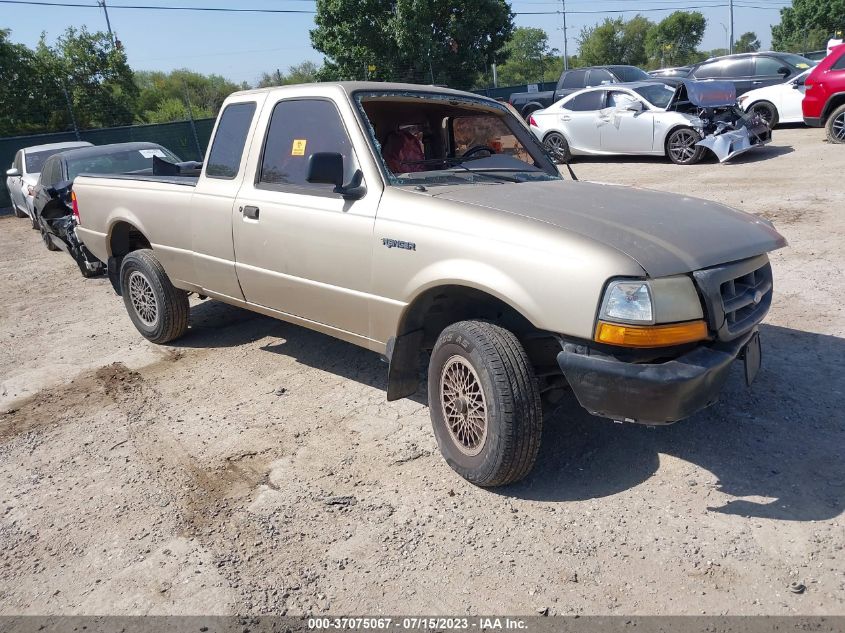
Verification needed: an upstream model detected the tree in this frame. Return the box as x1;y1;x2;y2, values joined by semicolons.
135;69;244;124
734;31;761;53
0;29;54;135
645;11;707;67
40;26;138;129
494;27;560;85
256;61;321;88
772;0;845;52
577;15;652;67
311;0;514;89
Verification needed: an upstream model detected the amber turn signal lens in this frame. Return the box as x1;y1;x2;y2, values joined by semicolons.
595;320;708;348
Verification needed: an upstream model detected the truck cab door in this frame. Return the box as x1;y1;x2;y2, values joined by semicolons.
190;95;266;301
231;95;379;340
599;91;655;153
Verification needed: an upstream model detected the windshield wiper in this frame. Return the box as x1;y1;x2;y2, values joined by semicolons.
445;162;523;183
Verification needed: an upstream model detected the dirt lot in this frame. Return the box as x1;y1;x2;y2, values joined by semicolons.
1;127;843;616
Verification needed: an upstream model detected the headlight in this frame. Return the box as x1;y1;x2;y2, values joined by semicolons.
600;280;654;324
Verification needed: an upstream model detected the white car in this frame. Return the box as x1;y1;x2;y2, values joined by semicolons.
529;80;771;165
6;141;92;226
737;69;811;127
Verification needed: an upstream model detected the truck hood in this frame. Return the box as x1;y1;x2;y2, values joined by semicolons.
427;180;786;278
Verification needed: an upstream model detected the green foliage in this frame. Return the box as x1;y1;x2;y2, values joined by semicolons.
0;29;50;135
43;26;138;129
494;27;560;85
134;69;244;124
734;31;761;53
578;15;652;68
256;61;321;87
310;0;514;89
772;0;845;52
645;11;707;67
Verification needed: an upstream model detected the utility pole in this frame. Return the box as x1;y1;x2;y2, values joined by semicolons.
728;0;735;54
98;0;116;47
561;0;569;71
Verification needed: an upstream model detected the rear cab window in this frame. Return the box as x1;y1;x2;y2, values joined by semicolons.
206;102;257;179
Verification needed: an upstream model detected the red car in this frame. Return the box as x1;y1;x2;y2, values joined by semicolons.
803;43;845;142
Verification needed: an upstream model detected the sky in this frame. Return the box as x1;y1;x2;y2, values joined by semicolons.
3;0;791;85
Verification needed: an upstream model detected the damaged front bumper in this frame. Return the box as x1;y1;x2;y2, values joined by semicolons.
556;329;758;425
696;122;771;163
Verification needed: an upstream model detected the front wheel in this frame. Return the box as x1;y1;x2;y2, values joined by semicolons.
544;132;572;163
428;320;543;487
748;101;779;128
120;249;189;344
826;104;845;144
41;228;59;251
666;127;705;165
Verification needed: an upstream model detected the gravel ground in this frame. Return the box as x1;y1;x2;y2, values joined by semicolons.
1;126;843;616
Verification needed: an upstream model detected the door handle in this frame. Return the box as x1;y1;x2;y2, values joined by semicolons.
241;205;259;220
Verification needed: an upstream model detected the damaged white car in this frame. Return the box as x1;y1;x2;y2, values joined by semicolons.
528;79;771;165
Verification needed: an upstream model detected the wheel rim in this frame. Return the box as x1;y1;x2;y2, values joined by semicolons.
544;134;566;158
440;355;488;457
128;270;159;327
832;112;845;141
668;130;698;162
752;105;774;126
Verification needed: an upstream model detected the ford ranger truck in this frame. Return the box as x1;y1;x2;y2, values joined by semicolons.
72;83;787;487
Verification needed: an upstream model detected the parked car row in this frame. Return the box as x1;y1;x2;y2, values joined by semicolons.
526;44;845;165
6;141;183;277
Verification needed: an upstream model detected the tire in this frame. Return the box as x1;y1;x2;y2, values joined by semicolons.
826;104;845;144
543;131;572;163
522;105;541;122
41;228;59;251
427;320;542;487
120;249;189;344
748;101;779;128
666;127;705;165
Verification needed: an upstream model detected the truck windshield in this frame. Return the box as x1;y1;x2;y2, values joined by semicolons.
356;92;561;187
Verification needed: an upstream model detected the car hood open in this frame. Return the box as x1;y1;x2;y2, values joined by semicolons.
427;179;786;278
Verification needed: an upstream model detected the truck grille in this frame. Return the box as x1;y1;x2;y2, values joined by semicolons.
692;254;773;341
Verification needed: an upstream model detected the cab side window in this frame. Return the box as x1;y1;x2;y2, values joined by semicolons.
754;56;786;76
206;102;257;179
258;99;357;194
561;70;587;90
587;69;614;87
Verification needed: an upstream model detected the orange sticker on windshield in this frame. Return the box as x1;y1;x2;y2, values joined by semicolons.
291;139;307;156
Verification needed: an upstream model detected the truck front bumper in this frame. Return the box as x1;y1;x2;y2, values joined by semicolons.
556;329;757;425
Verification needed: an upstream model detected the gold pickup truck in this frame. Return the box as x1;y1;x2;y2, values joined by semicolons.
73;82;786;486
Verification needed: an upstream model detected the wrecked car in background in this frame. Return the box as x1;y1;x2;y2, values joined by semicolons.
529;79;771;165
33;142;184;278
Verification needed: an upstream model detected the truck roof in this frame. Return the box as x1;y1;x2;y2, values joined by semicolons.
229;81;491;101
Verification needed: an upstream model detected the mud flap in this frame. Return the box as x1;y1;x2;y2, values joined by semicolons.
385;329;424;401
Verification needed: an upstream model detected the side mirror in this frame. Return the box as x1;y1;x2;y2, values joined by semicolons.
791;77;805;88
626;101;644;112
778;67;791;77
306;152;366;200
6;167;20;177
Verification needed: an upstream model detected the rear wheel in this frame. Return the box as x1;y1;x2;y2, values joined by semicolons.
748;101;779;128
826;104;845;144
543;132;572;163
666;127;705;165
427;320;542;487
120;249;189;344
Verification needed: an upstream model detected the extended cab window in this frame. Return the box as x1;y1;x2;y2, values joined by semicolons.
206;102;256;179
258;99;356;192
561;70;587;89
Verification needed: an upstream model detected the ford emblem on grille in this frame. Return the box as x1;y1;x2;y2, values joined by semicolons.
753;290;763;305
